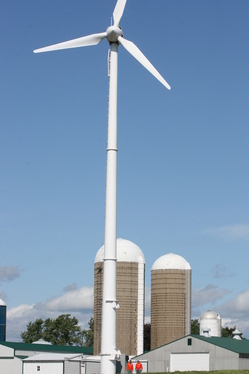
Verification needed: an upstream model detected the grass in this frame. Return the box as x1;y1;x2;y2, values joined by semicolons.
147;372;249;374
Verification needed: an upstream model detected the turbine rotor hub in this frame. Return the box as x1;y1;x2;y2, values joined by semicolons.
106;26;123;43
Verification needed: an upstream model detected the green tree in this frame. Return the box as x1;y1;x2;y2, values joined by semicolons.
81;316;94;347
20;318;44;343
144;323;151;351
222;326;236;338
191;319;200;335
21;314;82;346
43;314;81;346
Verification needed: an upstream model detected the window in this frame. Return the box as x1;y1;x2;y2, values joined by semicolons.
187;338;192;346
37;366;40;371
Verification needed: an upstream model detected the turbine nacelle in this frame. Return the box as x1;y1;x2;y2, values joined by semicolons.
106;26;123;43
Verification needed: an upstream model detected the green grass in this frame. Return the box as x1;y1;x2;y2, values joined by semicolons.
147;371;249;374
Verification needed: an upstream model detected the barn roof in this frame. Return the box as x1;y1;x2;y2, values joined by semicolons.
0;341;93;356
193;334;249;355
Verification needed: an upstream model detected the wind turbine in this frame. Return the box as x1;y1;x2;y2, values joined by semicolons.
34;0;170;373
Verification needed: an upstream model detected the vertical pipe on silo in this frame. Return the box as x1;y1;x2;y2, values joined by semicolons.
137;259;145;355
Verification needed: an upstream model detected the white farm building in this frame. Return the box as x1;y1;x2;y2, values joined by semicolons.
136;334;249;372
0;341;93;374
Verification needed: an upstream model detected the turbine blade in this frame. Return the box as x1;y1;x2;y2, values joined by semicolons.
113;0;127;26
118;36;171;90
34;32;107;53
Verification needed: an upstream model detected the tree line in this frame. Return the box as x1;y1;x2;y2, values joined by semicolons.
21;314;93;346
21;316;236;347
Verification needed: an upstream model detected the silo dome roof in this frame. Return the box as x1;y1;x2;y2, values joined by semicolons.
95;238;145;264
0;299;6;306
151;253;191;270
200;310;220;320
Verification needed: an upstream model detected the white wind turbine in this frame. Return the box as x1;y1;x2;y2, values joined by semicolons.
34;1;170;373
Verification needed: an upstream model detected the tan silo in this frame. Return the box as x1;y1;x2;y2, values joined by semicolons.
151;253;191;349
94;238;145;356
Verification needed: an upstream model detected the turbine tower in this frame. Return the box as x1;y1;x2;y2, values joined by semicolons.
34;1;171;373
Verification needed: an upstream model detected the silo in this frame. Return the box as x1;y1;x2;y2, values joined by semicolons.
94;238;145;356
0;299;7;342
200;310;222;337
151;253;191;349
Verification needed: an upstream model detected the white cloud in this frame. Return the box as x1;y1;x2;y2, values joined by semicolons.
7;286;94;342
218;289;249;339
47;287;93;311
8;304;34;319
220;289;249;317
192;283;230;308
204;224;249;240
191;283;230;318
7;304;37;342
0;266;20;282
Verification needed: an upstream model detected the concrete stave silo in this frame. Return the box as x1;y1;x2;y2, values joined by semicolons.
94;238;145;356
151;253;191;349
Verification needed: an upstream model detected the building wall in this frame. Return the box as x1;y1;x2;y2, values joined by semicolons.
239;359;249;370
94;262;142;356
64;360;81;374
0;357;22;374
23;362;63;374
0;345;22;374
151;269;191;349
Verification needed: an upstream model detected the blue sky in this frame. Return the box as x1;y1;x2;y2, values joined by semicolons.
1;0;249;341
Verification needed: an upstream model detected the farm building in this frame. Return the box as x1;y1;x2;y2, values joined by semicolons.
0;341;92;374
136;334;249;372
23;353;83;374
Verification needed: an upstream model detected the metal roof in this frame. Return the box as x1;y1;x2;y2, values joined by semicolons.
95;238;145;264
0;341;93;355
151;253;191;271
23;353;83;361
193;334;249;354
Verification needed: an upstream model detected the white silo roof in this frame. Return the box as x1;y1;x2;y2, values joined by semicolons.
95;238;145;263
32;339;52;345
0;299;6;306
200;310;220;320
151;253;191;270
